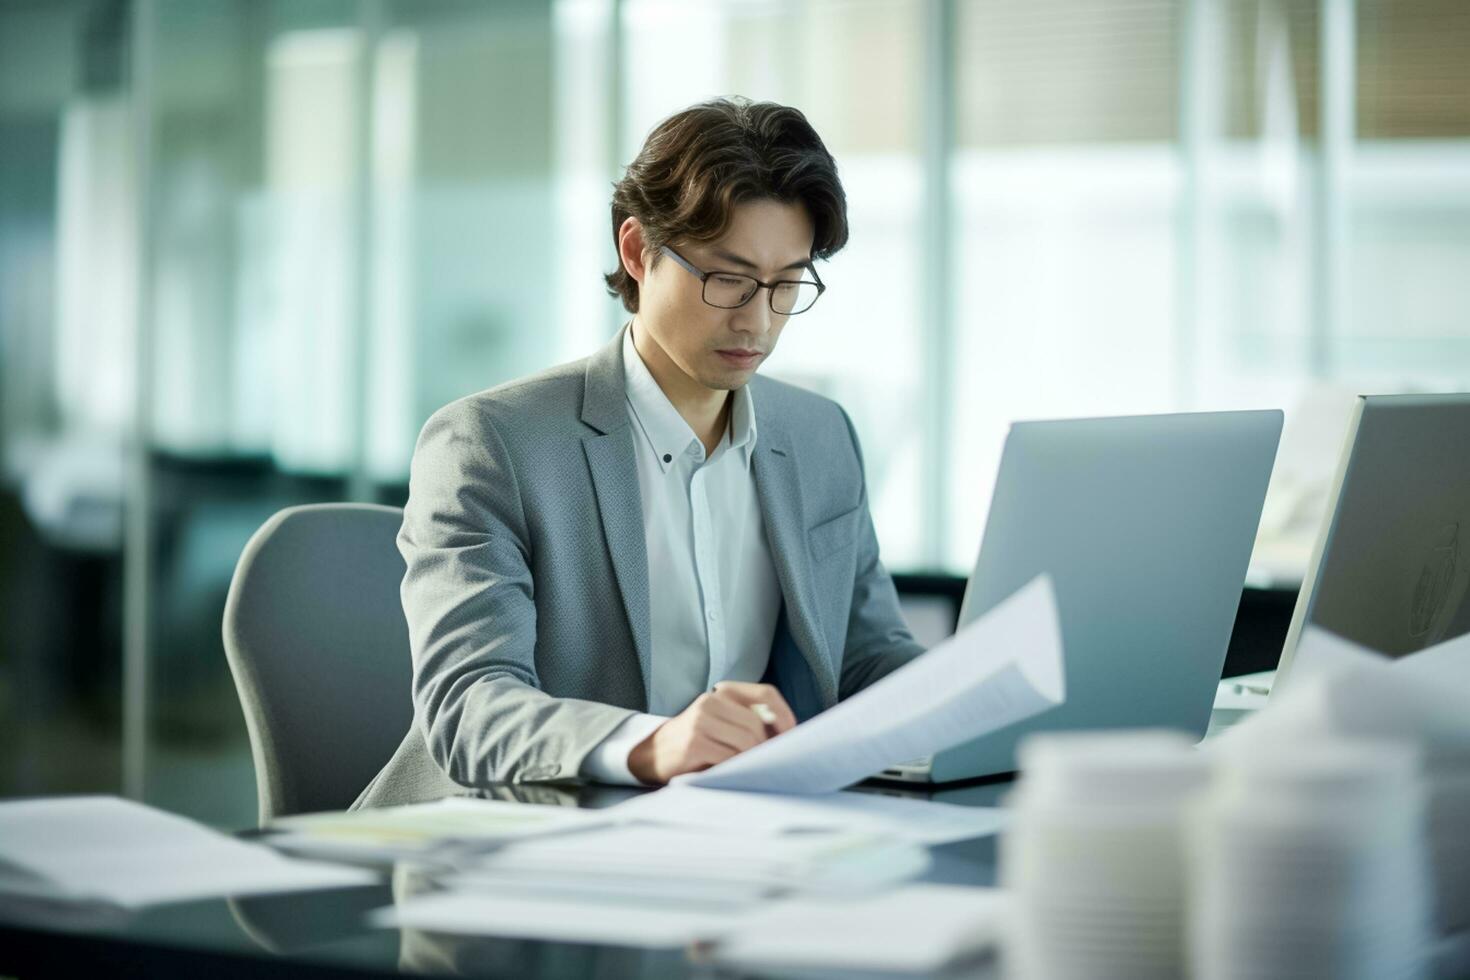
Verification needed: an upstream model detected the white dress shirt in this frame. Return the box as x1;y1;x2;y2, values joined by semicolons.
580;325;783;784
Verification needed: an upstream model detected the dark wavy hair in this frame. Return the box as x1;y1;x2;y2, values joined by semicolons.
604;98;849;313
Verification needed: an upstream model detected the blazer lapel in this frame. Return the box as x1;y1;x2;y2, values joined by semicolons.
581;328;653;707
751;427;839;708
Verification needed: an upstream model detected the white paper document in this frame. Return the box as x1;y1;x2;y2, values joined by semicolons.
614;784;1008;845
713;884;1008;972
681;574;1065;793
1220;626;1470;757
1391;629;1470;692
1288;626;1391;680
0;796;376;909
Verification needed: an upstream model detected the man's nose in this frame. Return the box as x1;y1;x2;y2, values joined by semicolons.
734;289;774;332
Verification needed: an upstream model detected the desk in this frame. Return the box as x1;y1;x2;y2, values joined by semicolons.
0;778;1015;980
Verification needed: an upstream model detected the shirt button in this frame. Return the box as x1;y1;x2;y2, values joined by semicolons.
662;453;672;463
707;608;720;621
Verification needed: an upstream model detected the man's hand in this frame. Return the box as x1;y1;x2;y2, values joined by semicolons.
627;682;798;785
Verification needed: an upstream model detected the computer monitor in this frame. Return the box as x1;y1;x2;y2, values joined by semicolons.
1277;394;1470;683
924;409;1282;782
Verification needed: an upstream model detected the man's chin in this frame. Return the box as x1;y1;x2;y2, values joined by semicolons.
698;368;755;391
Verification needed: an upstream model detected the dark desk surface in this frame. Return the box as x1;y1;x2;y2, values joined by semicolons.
0;778;1016;980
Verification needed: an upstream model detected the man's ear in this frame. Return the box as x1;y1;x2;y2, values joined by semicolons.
618;216;650;284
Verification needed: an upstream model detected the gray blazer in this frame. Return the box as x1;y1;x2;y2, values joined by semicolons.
355;327;923;808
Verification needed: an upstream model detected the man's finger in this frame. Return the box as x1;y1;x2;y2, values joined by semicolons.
699;695;768;746
696;711;762;754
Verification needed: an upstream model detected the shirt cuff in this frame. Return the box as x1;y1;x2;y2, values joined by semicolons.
579;712;669;785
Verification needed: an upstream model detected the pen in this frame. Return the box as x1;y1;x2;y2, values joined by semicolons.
751;702;779;735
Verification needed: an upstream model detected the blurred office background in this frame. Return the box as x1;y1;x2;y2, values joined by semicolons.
0;0;1466;828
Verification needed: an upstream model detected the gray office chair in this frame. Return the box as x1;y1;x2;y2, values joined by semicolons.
223;503;414;825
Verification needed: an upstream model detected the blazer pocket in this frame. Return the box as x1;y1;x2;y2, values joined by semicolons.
807;504;861;563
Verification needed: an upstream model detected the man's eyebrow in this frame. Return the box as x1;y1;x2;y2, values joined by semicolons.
710;248;812;273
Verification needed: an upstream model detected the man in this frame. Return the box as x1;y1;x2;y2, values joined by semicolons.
356;98;923;807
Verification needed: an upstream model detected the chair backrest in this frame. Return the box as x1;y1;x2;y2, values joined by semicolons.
223;503;414;824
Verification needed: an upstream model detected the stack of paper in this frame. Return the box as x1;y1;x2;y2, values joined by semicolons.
0;796;376;909
381;879;1008;960
376;823;933;947
265;797;608;862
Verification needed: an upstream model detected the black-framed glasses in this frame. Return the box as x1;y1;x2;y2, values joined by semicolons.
659;246;825;316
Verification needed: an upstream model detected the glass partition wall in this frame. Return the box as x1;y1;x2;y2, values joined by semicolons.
1;0;133;808
0;0;1466;827
132;0;574;821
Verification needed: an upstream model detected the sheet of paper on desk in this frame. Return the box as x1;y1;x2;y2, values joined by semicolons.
713;884;1008;973
375;885;738;947
614;784;1008;845
681;574;1065;794
0;796;376;909
455;823;929;894
266;797;607;861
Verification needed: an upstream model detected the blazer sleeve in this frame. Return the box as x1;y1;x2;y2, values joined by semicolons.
834;408;928;700
400;401;637;785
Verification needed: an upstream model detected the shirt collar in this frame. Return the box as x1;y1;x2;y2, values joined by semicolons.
622;324;759;474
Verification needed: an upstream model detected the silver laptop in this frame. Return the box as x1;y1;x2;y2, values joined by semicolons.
1275;393;1470;684
884;409;1282;784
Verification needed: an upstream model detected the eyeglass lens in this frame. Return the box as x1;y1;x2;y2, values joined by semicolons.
702;274;820;314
